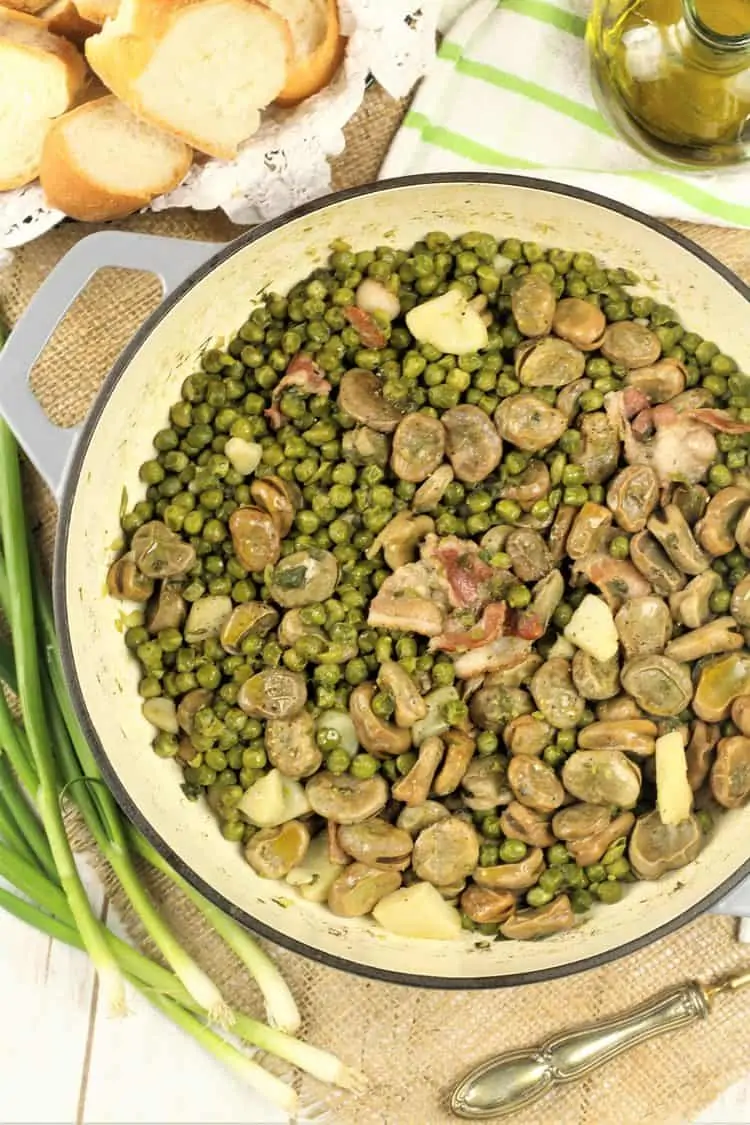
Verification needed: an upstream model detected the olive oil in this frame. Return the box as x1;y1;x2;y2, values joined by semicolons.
588;0;750;166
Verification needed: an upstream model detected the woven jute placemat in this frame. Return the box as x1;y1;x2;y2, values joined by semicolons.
3;88;750;1125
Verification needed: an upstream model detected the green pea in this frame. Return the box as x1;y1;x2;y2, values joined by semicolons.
482;814;503;839
570;889;594;913
140;459;166;485
565;277;588;299
443;699;468;726
326;748;350;775
479;844;500;867
315;722;342;752
344;658;368;685
563;484;588;507
261;639;282;667
543;744;567;767
606;857;631;880
503;454;531;483
538;868;564;895
561;463;585;486
240;746;267;771
499;839;528;863
220;820;245;842
585;863;607;884
205;749;228;772
139;676;162;700
136;641;162;670
709;463;733;488
526;886;554;908
551;603;573;629
195;663;221;690
467;489;493;514
695;340;719;366
158;628;183;653
559;430;581;454
349;753;379;780
711;352;737;376
489;550;512;569
546;844;571;867
496;499;522;523
371;691;395;719
704;373;728;397
476;731;499;755
710;587;732;614
609;535;631;560
594;880;623;905
153;732;179;758
396;752;417;776
507;583;531;609
125;625;149;650
579;389;604;412
184;765;217;787
431;661;456;689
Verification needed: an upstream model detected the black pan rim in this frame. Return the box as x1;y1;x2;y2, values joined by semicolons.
54;171;750;989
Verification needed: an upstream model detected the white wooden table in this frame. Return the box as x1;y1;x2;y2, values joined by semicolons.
0;877;748;1125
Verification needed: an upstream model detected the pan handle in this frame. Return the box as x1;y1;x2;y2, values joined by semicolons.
0;230;221;499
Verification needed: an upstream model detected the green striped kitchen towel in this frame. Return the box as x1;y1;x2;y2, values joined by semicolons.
381;0;750;228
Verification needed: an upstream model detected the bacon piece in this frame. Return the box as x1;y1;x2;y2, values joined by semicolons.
264;354;332;429
453;636;532;679
688;409;750;434
622;385;651;418
512;611;545;641
606;390;718;487
264;404;285;429
343;305;387;348
431;601;545;654
573;553;652;610
630;408;654;439
431;603;509;653
424;535;495;610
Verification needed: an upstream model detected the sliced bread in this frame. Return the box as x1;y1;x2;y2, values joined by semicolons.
75;0;117;21
85;0;292;159
40;94;192;220
0;8;87;190
1;1;51;12
266;0;345;106
41;0;100;43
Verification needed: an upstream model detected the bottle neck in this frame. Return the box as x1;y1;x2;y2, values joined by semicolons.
682;0;750;53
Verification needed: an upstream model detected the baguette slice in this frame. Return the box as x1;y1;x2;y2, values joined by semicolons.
266;0;345;106
75;0;117;18
41;0;100;43
40;94;192;220
1;1;51;12
0;8;87;190
85;0;292;159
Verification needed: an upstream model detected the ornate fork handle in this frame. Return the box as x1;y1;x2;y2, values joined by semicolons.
451;983;709;1120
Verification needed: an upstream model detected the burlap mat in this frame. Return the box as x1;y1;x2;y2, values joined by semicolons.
2;88;750;1125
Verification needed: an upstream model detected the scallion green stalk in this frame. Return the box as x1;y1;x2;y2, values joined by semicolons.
0;420;126;1014
0;826;365;1096
130;828;301;1034
0;358;362;1110
34;591;232;1025
0;734;56;879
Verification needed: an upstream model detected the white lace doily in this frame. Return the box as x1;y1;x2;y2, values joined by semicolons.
0;0;439;259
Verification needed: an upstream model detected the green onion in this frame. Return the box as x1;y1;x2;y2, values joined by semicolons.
0;414;362;1110
0;419;126;1013
129;827;301;1035
28;547;232;1025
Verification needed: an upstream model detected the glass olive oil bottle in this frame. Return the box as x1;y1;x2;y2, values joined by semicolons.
588;0;750;166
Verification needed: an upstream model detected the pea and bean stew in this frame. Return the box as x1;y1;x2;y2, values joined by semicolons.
109;230;750;942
